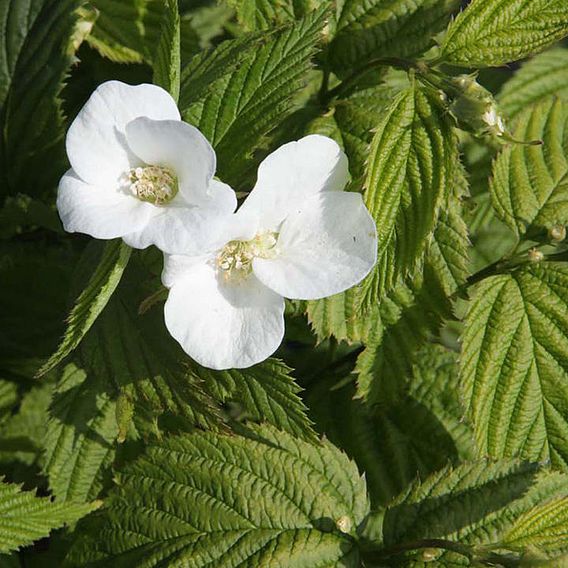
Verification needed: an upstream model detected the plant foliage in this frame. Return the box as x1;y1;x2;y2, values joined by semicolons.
2;0;568;563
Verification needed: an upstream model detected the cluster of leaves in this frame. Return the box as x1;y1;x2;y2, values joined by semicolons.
1;0;568;566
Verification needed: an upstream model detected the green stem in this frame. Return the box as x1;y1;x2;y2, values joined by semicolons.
324;57;419;102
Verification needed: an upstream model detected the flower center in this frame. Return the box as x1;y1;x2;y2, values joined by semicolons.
216;231;278;281
129;165;178;205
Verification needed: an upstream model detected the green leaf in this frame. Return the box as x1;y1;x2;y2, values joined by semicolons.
502;496;568;557
0;478;97;554
305;83;413;344
38;240;131;377
440;0;568;68
0;382;52;467
355;200;467;405
191;359;316;440
153;0;180;102
0;0;88;197
355;271;451;406
43;364;117;503
0;242;75;366
226;0;320;31
333;81;407;191
491;98;568;237
306;288;372;343
371;460;568;565
0;381;18;425
461;263;568;469
360;83;457;307
307;344;474;507
498;48;568;120
67;425;369;567
179;34;265;110
329;0;458;77
426;204;470;297
181;7;326;185
87;0;164;64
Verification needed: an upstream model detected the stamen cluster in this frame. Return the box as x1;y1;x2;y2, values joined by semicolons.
217;232;278;280
129;165;178;205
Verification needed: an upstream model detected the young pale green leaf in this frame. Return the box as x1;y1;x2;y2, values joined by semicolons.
67;425;369;567
191;359;316;441
498;48;568;120
43;364;117;504
502;496;568;557
0;0;88;197
360;83;456;307
226;0;320;31
87;0;164;64
491;98;568;237
329;0;458;77
153;0;180;102
182;7;326;185
440;0;568;68
37;240;131;377
461;263;568;469
305;82;412;344
370;461;568;565
0;479;97;554
426;205;470;297
307;345;474;507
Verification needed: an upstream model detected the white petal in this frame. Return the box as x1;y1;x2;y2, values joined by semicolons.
125;117;216;205
237;135;349;230
57;169;154;239
161;254;210;289
163;257;285;369
252;191;377;300
66;81;180;186
122;178;238;254
208;178;238;214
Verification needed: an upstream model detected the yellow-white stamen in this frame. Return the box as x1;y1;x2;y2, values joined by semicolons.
217;231;278;281
129;165;178;205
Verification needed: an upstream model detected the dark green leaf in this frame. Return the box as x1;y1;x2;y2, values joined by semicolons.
329;0;458;77
181;8;327;185
67;425;369;567
153;0;181;102
38;240;131;377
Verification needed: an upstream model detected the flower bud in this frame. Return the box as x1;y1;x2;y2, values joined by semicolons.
549;224;566;243
528;248;544;263
421;548;440;562
448;75;507;138
335;515;352;534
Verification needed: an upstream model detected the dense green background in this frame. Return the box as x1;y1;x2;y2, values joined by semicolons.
1;0;568;566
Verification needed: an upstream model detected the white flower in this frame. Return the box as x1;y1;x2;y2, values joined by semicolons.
162;135;378;370
57;80;235;254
